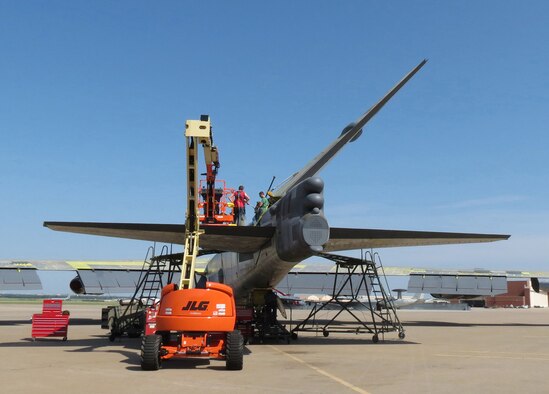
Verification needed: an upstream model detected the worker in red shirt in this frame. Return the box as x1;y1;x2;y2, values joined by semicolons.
233;185;250;225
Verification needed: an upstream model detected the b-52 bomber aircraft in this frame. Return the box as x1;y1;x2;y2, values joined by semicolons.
44;59;509;311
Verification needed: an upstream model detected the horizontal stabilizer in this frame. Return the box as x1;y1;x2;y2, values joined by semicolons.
45;222;509;253
44;222;275;253
324;227;510;251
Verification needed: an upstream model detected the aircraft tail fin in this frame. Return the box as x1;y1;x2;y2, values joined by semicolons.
272;59;427;198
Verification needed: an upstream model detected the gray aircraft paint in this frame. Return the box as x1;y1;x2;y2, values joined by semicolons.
44;60;509;301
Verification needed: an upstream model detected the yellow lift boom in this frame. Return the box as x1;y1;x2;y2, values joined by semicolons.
179;115;217;289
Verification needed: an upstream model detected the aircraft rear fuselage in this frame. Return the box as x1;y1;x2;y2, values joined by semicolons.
205;176;329;301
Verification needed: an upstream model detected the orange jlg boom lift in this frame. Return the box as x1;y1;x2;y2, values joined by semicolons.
140;115;244;371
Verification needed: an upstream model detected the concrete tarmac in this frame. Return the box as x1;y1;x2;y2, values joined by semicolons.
1;303;548;394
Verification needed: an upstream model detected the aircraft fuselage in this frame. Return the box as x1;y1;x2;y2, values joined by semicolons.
204;176;329;301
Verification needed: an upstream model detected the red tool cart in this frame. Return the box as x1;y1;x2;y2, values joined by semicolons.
31;299;70;341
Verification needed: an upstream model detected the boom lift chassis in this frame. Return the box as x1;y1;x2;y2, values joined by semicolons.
138;115;244;371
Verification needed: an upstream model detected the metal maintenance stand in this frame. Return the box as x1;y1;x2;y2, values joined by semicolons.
291;252;405;343
102;246;183;341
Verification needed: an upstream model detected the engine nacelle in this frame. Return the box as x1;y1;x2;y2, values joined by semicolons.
531;278;549;293
70;276;86;294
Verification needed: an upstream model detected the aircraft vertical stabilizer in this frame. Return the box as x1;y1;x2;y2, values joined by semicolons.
271;59;427;198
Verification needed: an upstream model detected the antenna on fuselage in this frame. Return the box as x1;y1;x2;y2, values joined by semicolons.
266;176;276;194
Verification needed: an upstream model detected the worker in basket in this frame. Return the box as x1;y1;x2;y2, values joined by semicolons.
233;185;250;225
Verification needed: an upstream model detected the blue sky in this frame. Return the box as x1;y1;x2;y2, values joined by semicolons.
2;1;548;271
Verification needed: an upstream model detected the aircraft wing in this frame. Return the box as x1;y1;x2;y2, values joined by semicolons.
323;227;510;251
44;222;275;253
287;261;549;279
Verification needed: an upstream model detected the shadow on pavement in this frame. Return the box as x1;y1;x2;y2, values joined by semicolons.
0;317;101;326
404;320;549;327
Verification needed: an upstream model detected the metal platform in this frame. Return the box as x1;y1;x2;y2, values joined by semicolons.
102;245;182;340
291;252;405;343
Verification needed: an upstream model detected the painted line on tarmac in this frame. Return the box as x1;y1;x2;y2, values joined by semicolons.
436;353;549;361
459;350;549;356
268;345;371;394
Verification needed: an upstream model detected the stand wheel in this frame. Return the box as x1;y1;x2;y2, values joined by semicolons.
62;337;67;342
226;330;244;371
372;334;379;343
398;331;406;339
141;334;162;371
323;330;329;338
